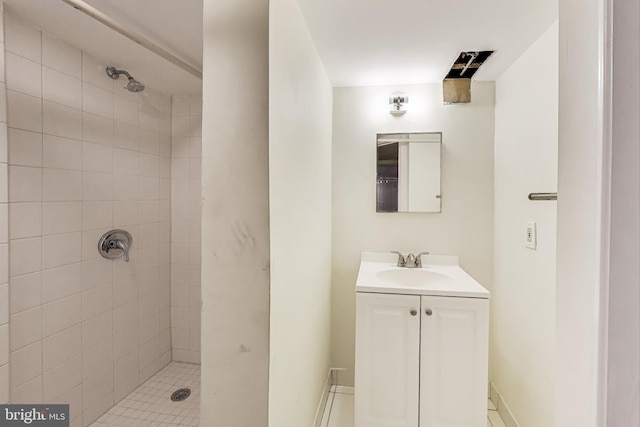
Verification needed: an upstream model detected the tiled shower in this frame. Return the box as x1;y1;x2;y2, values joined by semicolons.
0;7;202;426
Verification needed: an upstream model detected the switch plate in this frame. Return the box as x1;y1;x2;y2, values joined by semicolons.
526;222;537;249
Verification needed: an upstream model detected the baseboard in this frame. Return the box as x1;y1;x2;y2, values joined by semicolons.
313;368;346;427
313;369;333;427
489;382;520;427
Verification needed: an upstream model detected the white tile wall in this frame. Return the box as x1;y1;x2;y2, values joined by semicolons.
171;94;201;364
4;11;172;426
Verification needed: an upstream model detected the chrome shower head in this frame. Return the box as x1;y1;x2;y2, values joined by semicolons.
106;65;145;93
126;79;145;93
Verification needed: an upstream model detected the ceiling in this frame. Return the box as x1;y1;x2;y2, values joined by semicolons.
3;0;557;92
296;0;558;86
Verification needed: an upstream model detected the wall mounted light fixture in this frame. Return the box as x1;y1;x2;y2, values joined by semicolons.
389;93;408;115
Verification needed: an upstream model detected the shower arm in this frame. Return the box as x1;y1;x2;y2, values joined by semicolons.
59;0;202;80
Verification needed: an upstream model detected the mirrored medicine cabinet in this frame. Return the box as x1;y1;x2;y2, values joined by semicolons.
376;132;442;213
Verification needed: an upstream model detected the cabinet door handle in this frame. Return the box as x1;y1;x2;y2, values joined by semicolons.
410;309;418;316
425;309;433;316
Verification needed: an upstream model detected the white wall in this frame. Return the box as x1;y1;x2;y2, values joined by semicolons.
332;83;495;384
493;22;558;427
268;0;333;425
170;93;202;364
3;11;172;425
201;0;270;425
606;0;640;423
557;0;607;424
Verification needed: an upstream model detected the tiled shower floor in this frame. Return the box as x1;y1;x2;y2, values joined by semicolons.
90;362;200;427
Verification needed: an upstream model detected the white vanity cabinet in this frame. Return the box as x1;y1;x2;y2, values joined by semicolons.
355;253;490;427
355;292;489;427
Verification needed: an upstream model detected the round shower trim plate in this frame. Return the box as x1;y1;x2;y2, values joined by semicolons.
106;65;120;80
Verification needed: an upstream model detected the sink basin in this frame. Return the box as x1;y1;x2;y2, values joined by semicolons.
375;268;453;286
355;252;490;298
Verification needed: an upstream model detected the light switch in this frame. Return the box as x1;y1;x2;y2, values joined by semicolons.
526;222;537;249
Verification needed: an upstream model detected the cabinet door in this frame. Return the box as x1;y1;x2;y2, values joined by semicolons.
420;296;489;427
356;292;421;427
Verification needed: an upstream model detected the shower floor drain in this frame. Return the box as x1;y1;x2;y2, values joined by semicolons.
171;388;192;402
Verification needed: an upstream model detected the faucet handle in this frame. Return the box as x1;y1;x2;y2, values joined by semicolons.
415;252;430;268
390;251;405;267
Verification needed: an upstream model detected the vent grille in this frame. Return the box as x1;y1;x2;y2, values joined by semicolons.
444;51;494;79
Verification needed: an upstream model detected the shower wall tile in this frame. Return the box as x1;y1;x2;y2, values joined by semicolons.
42;263;81;304
5;52;41;98
43;101;83;140
42;34;82;79
9;271;41;314
42;67;82;109
43;354;82;403
172;95;190;116
82;338;113;380
43;135;82;170
8;165;42;202
42;169;82;202
42;324;81;371
10;341;42;387
81;283;112;321
114;96;138;126
9;202;42;239
0;85;7;125
114;148;138;173
114;121;138;151
41;293;81;337
81;201;113;231
43;202;82;235
8;128;42;167
11;375;42;403
4;13;41;63
83;365;113;408
82;171;114;201
0;284;6;324
0;4;8;404
7;91;42;132
83;54;113;92
0;124;7;165
114;349;138;402
0;325;7;366
83;143;114;173
0;246;6;285
83;113;113;146
4;12;174;418
83;83;114;119
9;237;42;277
9;306;41;351
139;129;160;154
114;201;138;227
42;232;81;269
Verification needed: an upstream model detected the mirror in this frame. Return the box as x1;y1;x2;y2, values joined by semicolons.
376;132;442;213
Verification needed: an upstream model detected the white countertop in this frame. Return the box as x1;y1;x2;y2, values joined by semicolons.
356;252;490;299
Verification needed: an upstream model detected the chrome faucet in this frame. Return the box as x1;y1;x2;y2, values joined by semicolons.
405;253;417;268
415;252;429;268
114;239;130;262
391;251;430;268
391;251;406;267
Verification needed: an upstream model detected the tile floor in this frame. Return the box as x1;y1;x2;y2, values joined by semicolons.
90;362;200;427
320;386;507;427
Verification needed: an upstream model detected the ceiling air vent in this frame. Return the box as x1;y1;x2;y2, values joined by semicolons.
443;51;494;104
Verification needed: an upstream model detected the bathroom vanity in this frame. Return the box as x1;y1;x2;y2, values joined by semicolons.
355;252;490;427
